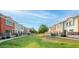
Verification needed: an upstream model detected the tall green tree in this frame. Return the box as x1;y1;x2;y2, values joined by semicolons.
30;28;37;33
38;24;48;33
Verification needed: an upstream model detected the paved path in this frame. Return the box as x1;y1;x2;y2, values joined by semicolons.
57;36;79;40
0;35;27;43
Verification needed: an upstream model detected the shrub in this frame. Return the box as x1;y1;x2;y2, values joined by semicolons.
61;34;66;37
51;34;56;36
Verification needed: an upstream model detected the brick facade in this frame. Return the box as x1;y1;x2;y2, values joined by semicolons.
0;16;14;36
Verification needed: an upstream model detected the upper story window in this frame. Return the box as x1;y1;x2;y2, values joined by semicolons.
69;21;71;26
66;20;74;27
6;19;12;26
66;22;68;26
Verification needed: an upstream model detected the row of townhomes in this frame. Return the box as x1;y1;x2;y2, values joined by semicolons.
0;13;31;39
48;15;79;38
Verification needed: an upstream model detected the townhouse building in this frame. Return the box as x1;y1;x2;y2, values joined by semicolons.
64;16;79;35
0;14;14;38
56;22;65;35
13;21;23;36
13;21;31;36
5;16;14;36
48;22;64;35
48;27;52;34
24;27;31;34
49;25;57;34
48;15;79;38
0;13;31;39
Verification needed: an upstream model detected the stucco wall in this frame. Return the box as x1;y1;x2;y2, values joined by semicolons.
56;22;64;34
64;17;78;32
14;22;25;33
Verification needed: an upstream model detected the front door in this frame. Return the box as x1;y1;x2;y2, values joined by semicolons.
64;30;66;35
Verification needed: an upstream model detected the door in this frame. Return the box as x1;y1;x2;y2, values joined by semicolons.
64;30;66;35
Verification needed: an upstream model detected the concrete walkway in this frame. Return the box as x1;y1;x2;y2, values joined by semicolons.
58;36;79;40
0;35;27;43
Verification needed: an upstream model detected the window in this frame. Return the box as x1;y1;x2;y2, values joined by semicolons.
69;29;74;35
66;22;68;26
6;30;10;33
69;29;73;32
69;21;71;26
66;21;73;27
6;20;12;26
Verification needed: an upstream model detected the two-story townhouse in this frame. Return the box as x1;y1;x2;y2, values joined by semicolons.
56;22;65;35
0;14;14;38
64;16;79;36
49;24;57;34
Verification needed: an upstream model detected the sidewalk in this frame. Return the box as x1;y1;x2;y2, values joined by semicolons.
0;35;27;43
58;36;79;40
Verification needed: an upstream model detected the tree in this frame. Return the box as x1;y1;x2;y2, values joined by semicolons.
30;28;37;33
38;24;48;33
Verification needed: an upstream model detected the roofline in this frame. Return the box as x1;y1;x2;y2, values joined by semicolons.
51;15;79;27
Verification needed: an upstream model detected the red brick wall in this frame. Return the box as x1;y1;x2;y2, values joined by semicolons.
0;17;6;33
5;19;14;34
5;25;13;31
0;17;1;33
0;17;14;34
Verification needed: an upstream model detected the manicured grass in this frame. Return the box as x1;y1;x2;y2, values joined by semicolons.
0;34;79;48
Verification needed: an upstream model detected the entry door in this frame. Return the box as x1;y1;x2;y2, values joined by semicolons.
64;30;66;35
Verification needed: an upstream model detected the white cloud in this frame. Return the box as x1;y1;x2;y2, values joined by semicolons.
27;12;48;19
0;10;58;20
0;10;24;15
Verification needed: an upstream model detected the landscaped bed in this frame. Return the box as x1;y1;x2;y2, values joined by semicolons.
0;34;79;48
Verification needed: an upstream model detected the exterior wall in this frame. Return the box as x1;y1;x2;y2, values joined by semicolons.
48;27;52;33
19;25;24;33
56;22;64;35
49;25;57;34
12;20;15;34
14;22;20;34
78;17;79;33
5;17;13;36
0;16;14;36
0;17;6;34
50;26;54;34
49;16;79;36
5;17;13;33
49;22;64;35
14;22;25;35
24;27;30;34
64;17;78;35
0;13;29;37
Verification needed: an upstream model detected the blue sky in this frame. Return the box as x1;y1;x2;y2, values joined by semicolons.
0;10;79;30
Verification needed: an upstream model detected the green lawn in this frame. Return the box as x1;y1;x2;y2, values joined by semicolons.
0;34;79;48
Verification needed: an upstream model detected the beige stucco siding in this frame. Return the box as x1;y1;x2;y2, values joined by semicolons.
56;22;64;34
64;17;78;32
